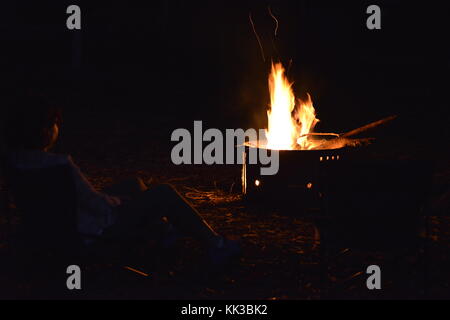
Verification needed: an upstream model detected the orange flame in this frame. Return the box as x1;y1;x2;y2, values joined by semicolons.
265;62;319;150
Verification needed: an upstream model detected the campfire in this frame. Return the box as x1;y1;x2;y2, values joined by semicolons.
242;61;397;198
265;62;322;150
247;62;394;151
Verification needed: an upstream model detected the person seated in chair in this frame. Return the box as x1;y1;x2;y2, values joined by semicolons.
3;94;240;265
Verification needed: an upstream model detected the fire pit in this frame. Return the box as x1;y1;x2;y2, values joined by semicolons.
241;62;393;209
241;145;364;211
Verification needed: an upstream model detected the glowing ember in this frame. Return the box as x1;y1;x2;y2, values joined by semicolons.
265;62;319;150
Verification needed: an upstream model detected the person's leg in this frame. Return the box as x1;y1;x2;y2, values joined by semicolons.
121;184;221;247
103;177;148;198
104;183;241;265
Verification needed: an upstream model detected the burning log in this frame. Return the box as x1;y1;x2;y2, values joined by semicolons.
340;115;398;138
312;136;374;150
308;115;397;150
295;115;397;150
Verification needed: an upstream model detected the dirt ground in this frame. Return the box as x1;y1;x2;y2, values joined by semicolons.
1;110;449;300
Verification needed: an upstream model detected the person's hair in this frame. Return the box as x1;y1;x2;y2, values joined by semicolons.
4;94;62;150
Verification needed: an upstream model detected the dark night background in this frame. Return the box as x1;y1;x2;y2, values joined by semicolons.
1;1;448;131
0;1;449;299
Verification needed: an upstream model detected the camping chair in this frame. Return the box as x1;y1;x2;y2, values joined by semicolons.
1;163;93;296
1;163;157;297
